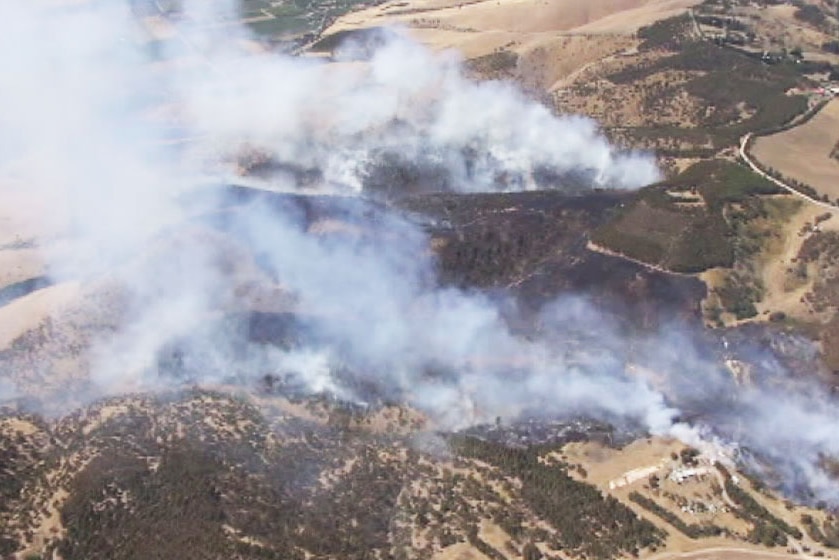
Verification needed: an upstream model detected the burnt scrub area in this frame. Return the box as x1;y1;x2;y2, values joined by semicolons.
398;190;625;289
361;149;607;199
400;190;707;326
197;186;706;329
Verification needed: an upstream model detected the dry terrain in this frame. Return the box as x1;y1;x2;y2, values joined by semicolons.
708;2;839;66
752;99;839;203
3;393;838;560
321;0;702;96
321;0;834;166
4;1;839;558
752;203;839;322
326;0;703;41
562;438;836;559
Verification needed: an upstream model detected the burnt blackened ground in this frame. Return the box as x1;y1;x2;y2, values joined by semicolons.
0;276;52;308
397;189;707;327
210;186;829;394
459;417;638;449
205;185;708;326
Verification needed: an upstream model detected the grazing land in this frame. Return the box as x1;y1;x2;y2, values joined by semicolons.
752;99;839;203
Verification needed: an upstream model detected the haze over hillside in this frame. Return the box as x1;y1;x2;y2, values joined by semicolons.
3;0;839;559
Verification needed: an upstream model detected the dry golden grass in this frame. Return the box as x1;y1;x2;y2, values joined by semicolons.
753;203;839;322
0;282;81;351
329;0;702;37
478;520;517;560
0;248;44;290
752;99;839;202
324;0;702;95
725;2;839;67
562;437;834;559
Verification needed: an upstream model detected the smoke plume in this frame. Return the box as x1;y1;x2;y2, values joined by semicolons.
2;0;839;505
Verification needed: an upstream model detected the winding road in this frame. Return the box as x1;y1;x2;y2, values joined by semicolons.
739;133;837;211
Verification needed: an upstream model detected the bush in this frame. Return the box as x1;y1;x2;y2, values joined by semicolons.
454;437;666;559
794;4;827;26
725;479;803;539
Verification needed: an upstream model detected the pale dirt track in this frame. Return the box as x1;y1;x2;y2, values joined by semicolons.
585;240;693;277
646;546;823;560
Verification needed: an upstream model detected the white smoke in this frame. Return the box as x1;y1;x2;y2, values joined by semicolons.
0;0;838;505
174;26;660;192
0;378;21;404
0;1;188;282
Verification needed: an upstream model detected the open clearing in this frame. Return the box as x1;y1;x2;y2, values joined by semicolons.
328;0;703;37
323;0;701;86
752;99;839;202
562;437;834;560
754;202;839;321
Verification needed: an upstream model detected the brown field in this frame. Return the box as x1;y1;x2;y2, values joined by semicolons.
323;0;701;88
752;99;839;201
328;0;702;37
433;542;492;560
648;550;822;559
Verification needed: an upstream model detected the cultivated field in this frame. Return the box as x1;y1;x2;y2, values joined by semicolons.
752;99;839;202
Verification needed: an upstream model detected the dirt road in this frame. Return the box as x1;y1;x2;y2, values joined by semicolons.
647;544;824;560
740;133;837;211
